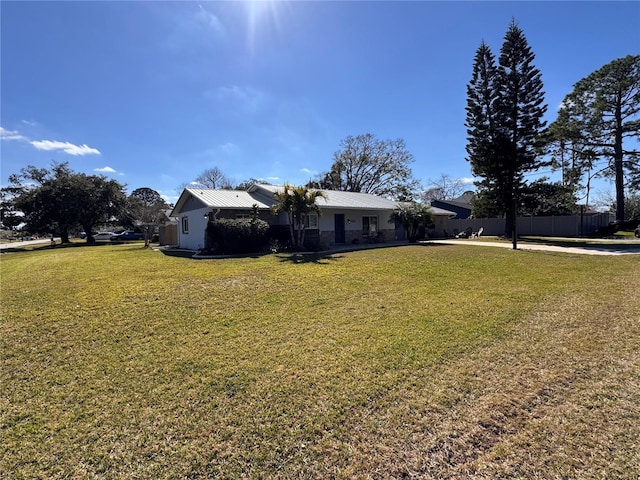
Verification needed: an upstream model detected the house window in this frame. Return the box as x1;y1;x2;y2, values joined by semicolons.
181;216;189;234
305;213;319;229
363;216;378;235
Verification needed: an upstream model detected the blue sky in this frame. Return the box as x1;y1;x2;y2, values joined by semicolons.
2;1;639;204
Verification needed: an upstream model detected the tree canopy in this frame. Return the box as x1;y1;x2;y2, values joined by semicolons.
466;21;547;236
4;162;127;243
194;167;234;189
420;174;468;203
546;55;640;222
127;187;169;246
311;133;419;200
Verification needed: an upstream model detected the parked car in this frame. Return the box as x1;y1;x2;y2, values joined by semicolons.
93;232;116;241
110;231;145;241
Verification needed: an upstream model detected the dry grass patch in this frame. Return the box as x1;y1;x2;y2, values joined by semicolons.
1;244;639;478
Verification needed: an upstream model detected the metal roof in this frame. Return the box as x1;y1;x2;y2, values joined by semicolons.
172;184;457;217
187;188;276;209
253;184;400;210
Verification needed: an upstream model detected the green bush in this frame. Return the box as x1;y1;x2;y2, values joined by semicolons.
205;218;269;254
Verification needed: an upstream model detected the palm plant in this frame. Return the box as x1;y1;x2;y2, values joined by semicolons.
390;202;434;242
272;184;327;250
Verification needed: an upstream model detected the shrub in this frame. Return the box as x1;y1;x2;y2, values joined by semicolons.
205;218;269;254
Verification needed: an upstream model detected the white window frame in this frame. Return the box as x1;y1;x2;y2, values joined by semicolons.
181;216;189;234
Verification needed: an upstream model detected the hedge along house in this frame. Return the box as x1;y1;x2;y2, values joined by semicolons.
171;183;455;251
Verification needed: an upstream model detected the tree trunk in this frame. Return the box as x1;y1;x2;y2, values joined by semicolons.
60;226;70;244
614;98;625;223
83;224;96;244
287;213;296;249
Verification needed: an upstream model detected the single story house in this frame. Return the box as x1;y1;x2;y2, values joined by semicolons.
170;183;455;251
430;191;474;219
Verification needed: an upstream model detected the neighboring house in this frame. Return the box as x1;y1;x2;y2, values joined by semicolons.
170;183;455;251
430;191;475;219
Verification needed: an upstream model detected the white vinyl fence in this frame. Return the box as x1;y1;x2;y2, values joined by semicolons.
447;213;614;237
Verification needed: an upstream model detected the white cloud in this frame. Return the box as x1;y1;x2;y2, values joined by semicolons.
30;140;100;156
300;168;316;175
196;5;225;37
94;166;116;173
220;142;237;153
459;177;475;184
211;85;266;113
2;126;102;156
163;4;226;53
21;120;38;127
0;126;27;141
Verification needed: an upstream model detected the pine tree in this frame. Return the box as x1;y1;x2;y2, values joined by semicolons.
466;21;547;237
549;55;640;222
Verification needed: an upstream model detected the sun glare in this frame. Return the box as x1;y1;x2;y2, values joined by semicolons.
246;0;285;56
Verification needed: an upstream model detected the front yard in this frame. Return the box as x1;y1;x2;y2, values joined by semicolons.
1;244;639;478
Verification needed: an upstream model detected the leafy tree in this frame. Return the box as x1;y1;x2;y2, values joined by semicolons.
466;21;548;237
518;179;578;216
390;202;434;242
470;189;505;219
271;184;326;250
547;55;640;222
4;162;127;243
128;187;168;246
312;133;419;200
540;109;599;207
0;188;23;233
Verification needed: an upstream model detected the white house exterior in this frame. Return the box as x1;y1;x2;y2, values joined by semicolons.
170;184;455;251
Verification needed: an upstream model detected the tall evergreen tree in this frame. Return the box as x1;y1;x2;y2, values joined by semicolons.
466;21;547;237
548;55;640;222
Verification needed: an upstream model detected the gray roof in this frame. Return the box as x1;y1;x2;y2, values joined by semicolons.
254;184;399;210
429;206;458;217
185;188;275;209
173;184;457;217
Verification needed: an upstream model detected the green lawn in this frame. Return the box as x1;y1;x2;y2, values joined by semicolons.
1;244;639;479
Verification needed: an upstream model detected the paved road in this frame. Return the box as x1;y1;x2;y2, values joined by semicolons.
0;238;59;250
425;239;640;256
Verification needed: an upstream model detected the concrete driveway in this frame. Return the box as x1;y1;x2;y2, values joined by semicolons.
424;239;640;256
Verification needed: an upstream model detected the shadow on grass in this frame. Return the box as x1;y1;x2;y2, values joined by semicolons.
277;252;344;265
160;249;199;258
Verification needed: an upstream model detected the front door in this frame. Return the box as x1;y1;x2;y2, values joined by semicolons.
334;214;345;244
394;217;406;241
